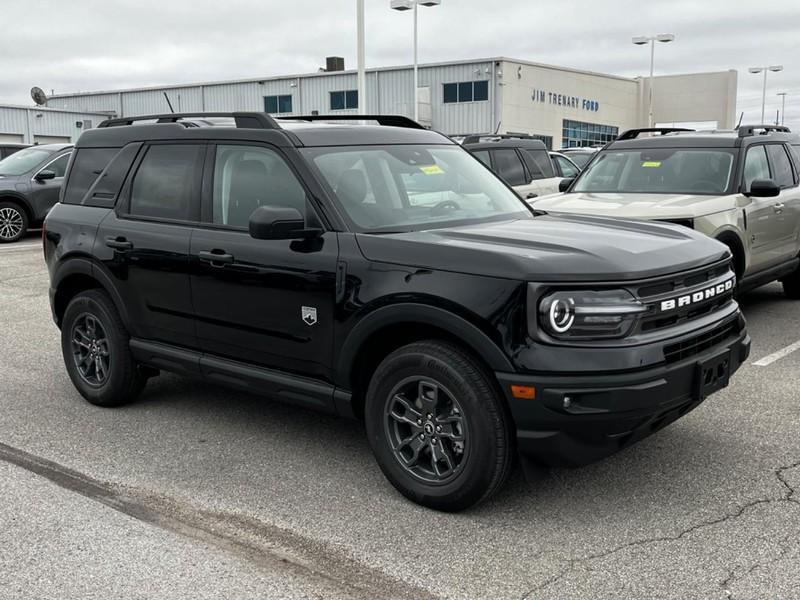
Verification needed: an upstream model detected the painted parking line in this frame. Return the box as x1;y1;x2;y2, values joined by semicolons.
753;340;800;367
0;242;41;253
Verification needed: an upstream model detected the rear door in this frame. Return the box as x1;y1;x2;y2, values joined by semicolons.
519;147;560;196
95;142;204;349
490;148;539;199
190;142;338;382
29;151;71;221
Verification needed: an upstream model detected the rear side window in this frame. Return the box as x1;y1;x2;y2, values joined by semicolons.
523;149;556;179
743;146;771;192
62;148;119;205
766;144;795;188
129;144;204;221
491;149;527;186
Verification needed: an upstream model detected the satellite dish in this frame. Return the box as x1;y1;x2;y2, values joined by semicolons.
31;86;48;106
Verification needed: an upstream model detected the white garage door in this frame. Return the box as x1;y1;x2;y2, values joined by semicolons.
0;133;25;144
34;135;71;145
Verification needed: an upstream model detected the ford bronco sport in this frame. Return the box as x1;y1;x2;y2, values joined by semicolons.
44;112;750;511
535;125;800;297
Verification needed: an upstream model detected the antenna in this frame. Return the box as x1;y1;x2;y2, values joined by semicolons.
736;111;744;129
30;86;48;106
163;92;175;114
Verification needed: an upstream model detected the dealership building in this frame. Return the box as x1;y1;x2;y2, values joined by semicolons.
4;57;738;149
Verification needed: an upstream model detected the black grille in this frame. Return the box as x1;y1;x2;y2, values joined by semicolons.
663;321;737;364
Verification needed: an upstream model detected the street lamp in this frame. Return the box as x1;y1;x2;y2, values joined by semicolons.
632;33;675;128
390;0;442;123
748;65;783;124
356;0;366;112
777;92;788;126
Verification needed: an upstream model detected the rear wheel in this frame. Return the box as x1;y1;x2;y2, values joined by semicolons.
0;201;28;243
61;289;147;407
364;341;513;511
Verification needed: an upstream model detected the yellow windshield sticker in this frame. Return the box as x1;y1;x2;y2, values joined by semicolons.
420;165;444;175
642;161;662;168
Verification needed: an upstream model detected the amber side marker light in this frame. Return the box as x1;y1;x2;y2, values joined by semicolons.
511;385;536;400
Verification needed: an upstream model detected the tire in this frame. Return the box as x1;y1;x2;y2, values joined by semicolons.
364;341;513;511
61;289;147;407
782;266;800;299
0;201;28;243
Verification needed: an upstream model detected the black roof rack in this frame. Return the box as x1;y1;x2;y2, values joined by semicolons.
616;127;695;141
737;124;792;137
276;114;426;130
460;133;538;144
98;112;280;129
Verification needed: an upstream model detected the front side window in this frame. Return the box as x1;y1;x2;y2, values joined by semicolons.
330;90;358;110
129;144;204;221
573;148;735;195
743;146;770;192
211;145;307;228
492;149;528;186
302;144;531;232
553;155;580;178
41;153;71;178
766;144;795;188
0;146;55;176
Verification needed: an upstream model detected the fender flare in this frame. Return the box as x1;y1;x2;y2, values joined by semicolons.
335;303;514;387
0;191;34;222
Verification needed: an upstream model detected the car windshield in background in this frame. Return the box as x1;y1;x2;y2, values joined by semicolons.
302;145;532;232
572;148;735;195
0;146;54;176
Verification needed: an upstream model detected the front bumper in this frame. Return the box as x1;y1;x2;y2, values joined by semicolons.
496;316;750;467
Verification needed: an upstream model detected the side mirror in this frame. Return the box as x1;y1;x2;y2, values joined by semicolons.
746;179;780;198
559;177;575;193
35;170;56;182
249;206;319;240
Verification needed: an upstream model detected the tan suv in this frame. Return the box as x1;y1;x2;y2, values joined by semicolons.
534;126;800;297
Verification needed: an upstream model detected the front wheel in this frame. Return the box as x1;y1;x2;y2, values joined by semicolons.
364;341;513;511
0;201;28;243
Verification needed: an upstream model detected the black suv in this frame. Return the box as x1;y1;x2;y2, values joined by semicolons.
0;143;72;242
44;112;750;511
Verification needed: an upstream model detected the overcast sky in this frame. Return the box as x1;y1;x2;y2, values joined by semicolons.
1;0;798;128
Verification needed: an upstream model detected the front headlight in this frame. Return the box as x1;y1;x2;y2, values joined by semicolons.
537;289;647;339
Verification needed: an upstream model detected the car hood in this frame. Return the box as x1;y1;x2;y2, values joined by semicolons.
0;174;23;190
355;215;729;282
532;192;733;219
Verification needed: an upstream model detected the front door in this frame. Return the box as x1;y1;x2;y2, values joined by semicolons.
742;144;784;271
190;143;338;382
29;151;71;221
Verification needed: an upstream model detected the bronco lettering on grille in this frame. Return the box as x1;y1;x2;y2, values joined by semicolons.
659;278;735;312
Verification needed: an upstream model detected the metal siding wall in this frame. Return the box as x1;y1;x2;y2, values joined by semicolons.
49;93;119;114
0;107;110;142
422;62;494;135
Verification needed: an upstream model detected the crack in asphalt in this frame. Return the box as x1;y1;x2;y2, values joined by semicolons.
0;441;439;600
718;532;797;599
521;461;800;599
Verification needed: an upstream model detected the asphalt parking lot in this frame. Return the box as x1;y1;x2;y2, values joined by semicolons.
1;236;799;600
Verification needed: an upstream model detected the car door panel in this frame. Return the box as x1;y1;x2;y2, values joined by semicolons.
765;144;800;261
742;144;784;271
29;152;71;221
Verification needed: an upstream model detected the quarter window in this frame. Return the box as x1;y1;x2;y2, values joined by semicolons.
472;150;491;167
743;146;771;192
443;81;490;104
766;144;795;188
330;90;358;110
211;145;307;228
492;149;527;186
523;149;555;180
129;144;204;221
62;148;119;205
264;95;293;114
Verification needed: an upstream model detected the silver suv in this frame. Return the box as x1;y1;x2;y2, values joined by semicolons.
534;126;800;297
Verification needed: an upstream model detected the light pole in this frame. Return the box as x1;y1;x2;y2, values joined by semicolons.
777;92;788;126
748;65;783;124
632;33;675;128
357;0;366;111
390;0;441;122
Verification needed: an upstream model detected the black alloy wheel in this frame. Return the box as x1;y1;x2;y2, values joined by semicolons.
70;313;111;386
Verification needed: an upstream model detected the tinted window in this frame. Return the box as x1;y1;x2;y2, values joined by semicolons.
767;144;795;188
743;146;770;192
211;145;307;228
492;149;527;186
458;82;473;103
129;144;203;221
473;80;489;102
345;90;359;109
0;146;55;176
554;155;580;178
330;91;345;110
330;90;358;110
62;147;119;205
43;153;70;178
443;83;458;103
524;149;555;179
472;150;491;167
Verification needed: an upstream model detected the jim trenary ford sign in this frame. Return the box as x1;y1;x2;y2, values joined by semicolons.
532;89;600;112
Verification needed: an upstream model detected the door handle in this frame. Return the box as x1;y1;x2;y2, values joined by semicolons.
526;193;539;199
105;236;133;251
773;203;785;213
198;250;235;265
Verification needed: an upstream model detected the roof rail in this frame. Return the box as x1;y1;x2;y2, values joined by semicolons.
97;112;280;129
275;114;426;130
460;133;536;144
737;124;792;137
616;127;695;141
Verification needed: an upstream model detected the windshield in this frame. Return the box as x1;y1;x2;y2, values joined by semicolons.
302;145;532;232
572;148;735;195
0;146;55;177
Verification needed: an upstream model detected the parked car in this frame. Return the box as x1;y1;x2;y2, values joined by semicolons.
549;151;581;179
0;143;29;160
0;143;72;242
558;146;601;169
462;135;565;198
534;125;800;297
45;112;749;511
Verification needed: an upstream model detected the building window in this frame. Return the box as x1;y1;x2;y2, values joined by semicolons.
330;90;358;110
562;120;618;148
264;95;293;114
443;80;489;104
